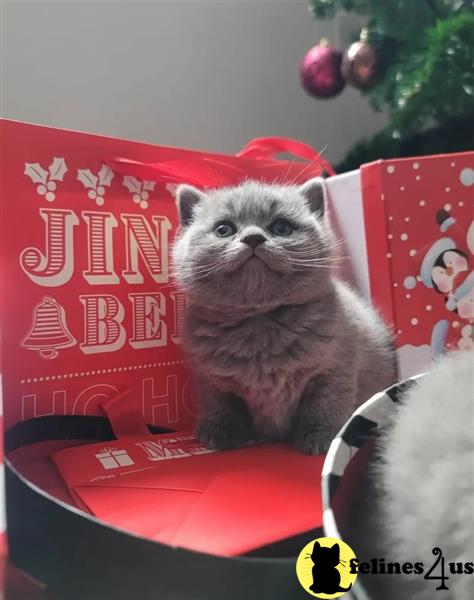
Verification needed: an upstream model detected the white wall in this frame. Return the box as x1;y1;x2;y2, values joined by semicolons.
1;0;386;165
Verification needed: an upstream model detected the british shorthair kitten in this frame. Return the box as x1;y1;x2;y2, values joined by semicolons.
172;178;396;454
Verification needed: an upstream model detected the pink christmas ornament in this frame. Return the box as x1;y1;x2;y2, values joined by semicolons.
300;41;346;99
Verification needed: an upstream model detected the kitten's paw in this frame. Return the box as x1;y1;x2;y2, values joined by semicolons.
295;428;334;455
196;419;250;450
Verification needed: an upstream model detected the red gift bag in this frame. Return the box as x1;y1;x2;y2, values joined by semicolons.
0;120;332;600
361;153;474;377
0;121;331;432
324;152;473;379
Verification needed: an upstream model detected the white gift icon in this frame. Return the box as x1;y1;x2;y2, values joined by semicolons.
95;447;134;470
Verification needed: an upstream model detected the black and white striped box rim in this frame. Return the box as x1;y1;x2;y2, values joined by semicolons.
321;373;426;600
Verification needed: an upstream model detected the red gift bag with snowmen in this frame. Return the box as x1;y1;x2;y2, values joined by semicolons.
361;152;473;378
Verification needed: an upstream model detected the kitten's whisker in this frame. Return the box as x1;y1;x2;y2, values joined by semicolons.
291;255;347;262
286;250;347;260
287;257;342;265
189;262;229;280
285;238;345;252
296;255;349;263
279;162;294;187
287;159;317;185
273;250;349;263
289;262;347;268
185;267;220;277
294;265;336;270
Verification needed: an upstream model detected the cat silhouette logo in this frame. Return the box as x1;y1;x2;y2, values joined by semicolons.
296;536;358;598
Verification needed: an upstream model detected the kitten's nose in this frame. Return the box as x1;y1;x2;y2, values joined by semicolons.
241;233;267;248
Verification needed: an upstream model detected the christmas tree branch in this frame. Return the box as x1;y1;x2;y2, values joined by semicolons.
425;0;442;19
308;0;472;170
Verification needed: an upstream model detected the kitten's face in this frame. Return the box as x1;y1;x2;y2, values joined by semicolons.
172;179;334;309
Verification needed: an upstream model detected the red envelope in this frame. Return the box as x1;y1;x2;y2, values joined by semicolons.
52;432;324;556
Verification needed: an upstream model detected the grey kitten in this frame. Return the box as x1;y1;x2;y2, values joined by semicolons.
172;178;396;454
376;349;474;600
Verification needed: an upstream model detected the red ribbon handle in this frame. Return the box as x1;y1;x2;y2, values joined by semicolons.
100;389;150;439
107;137;334;189
237;136;335;176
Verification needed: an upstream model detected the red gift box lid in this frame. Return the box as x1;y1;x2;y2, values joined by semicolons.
52;432;324;556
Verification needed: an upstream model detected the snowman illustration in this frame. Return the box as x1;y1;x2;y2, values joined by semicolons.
419;213;474;352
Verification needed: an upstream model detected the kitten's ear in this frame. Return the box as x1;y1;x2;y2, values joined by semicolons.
175;185;206;227
331;543;340;558
299;177;327;217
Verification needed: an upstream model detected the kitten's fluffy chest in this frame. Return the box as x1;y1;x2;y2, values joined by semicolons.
187;305;325;373
186;303;333;435
241;372;308;436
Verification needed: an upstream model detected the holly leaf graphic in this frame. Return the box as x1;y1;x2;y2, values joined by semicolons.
123;176;142;194
98;164;114;187
77;169;98;190
24;163;48;184
165;183;178;196
143;180;156;192
49;157;68;181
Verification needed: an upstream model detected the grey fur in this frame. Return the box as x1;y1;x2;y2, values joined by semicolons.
172;178;396;454
376;350;474;600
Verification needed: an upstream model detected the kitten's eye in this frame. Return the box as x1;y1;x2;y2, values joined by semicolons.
214;221;236;237
270;218;294;236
